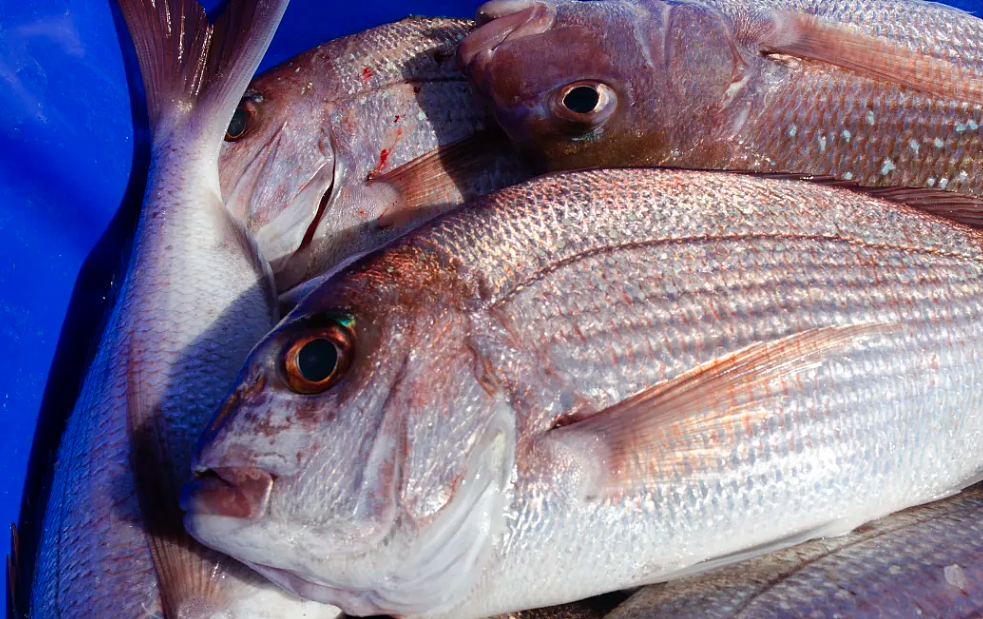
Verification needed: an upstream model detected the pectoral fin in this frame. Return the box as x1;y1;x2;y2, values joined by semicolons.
862;187;983;228
549;324;896;496
370;129;527;230
756;11;983;104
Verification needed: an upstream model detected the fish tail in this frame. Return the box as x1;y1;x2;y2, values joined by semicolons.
114;0;287;616
116;0;289;141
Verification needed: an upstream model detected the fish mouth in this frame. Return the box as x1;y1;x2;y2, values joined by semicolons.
457;1;556;78
244;401;516;617
180;466;274;520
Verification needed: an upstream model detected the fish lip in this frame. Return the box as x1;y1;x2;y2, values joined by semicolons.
475;0;540;26
457;1;556;79
180;466;274;520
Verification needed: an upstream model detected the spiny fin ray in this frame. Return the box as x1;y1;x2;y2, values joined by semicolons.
758;11;983;105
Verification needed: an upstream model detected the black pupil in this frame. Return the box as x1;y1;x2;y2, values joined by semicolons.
226;106;247;139
297;338;338;383
563;86;600;114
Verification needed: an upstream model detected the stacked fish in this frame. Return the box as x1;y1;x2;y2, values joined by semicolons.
12;0;983;618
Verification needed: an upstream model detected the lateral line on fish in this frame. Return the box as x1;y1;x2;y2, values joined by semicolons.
487;232;983;308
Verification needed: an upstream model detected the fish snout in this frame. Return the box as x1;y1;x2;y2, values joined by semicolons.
181;466;274;520
457;1;556;77
475;0;540;26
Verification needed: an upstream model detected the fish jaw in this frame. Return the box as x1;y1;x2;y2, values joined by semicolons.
457;1;556;74
184;377;517;617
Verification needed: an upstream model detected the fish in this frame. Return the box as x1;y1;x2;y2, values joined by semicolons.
457;0;983;225
217;16;530;294
604;483;983;618
181;167;983;619
23;0;338;616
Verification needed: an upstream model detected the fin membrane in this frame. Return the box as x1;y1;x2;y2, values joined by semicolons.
116;0;289;135
369;128;528;230
757;10;983;104
550;324;897;496
126;361;230;618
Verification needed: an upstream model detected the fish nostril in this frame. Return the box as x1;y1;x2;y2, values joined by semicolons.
180;466;275;520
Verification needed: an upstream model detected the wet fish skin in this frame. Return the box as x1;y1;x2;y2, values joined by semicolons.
458;0;983;197
26;0;338;617
185;167;983;619
218;17;530;293
606;484;983;619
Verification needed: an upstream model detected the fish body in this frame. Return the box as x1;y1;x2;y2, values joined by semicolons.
184;168;983;619
606;484;983;618
26;0;337;617
458;0;983;206
218;17;529;293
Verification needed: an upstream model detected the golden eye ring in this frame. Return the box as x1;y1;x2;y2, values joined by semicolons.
550;80;617;130
282;320;355;394
225;96;261;141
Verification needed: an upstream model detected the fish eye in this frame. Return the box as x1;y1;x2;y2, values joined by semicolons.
563;86;600;114
551;80;617;131
225;106;248;141
224;93;262;142
282;317;355;394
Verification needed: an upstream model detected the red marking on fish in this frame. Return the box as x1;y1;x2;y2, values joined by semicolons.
369;127;404;177
394;115;401;123
362;67;373;82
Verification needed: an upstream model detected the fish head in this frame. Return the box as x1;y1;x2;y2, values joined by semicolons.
182;248;517;616
458;0;746;171
222;17;525;295
219;48;334;274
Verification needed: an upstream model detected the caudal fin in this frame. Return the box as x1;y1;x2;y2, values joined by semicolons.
115;0;288;616
116;0;289;138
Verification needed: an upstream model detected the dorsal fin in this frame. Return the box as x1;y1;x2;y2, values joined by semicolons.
757;10;983;104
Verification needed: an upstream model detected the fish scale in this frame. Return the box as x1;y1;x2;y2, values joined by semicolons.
604;485;983;618
186;168;983;619
731;66;983;192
